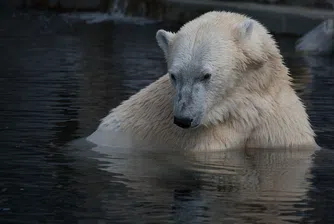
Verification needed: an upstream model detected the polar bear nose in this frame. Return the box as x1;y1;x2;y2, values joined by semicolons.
174;116;193;129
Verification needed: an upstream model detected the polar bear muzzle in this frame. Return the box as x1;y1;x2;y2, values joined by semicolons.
171;78;206;129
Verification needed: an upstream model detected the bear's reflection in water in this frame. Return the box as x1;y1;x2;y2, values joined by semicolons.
84;130;317;224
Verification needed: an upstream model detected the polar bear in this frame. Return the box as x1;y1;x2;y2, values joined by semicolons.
87;11;317;151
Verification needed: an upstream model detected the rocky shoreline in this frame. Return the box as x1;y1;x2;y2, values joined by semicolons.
6;1;333;34
7;0;334;11
5;0;334;54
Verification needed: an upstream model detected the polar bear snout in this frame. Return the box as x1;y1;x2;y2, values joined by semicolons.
174;116;193;129
172;83;206;129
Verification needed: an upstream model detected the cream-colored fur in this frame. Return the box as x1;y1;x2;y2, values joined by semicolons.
88;11;317;151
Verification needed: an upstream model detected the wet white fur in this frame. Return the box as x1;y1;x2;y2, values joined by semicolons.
88;11;317;151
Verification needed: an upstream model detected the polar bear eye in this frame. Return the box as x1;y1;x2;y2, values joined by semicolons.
170;74;176;82
202;73;211;81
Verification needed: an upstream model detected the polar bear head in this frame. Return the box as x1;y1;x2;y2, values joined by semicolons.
156;11;283;129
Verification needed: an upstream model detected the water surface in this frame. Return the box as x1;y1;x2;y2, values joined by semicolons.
1;10;334;224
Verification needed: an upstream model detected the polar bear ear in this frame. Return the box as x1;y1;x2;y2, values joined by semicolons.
233;19;254;41
156;29;175;57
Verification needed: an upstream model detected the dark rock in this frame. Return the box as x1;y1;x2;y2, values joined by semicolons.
25;0;49;8
59;0;75;9
8;0;25;8
47;0;58;8
75;0;100;10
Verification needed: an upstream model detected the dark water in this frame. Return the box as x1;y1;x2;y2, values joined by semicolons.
1;9;334;224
